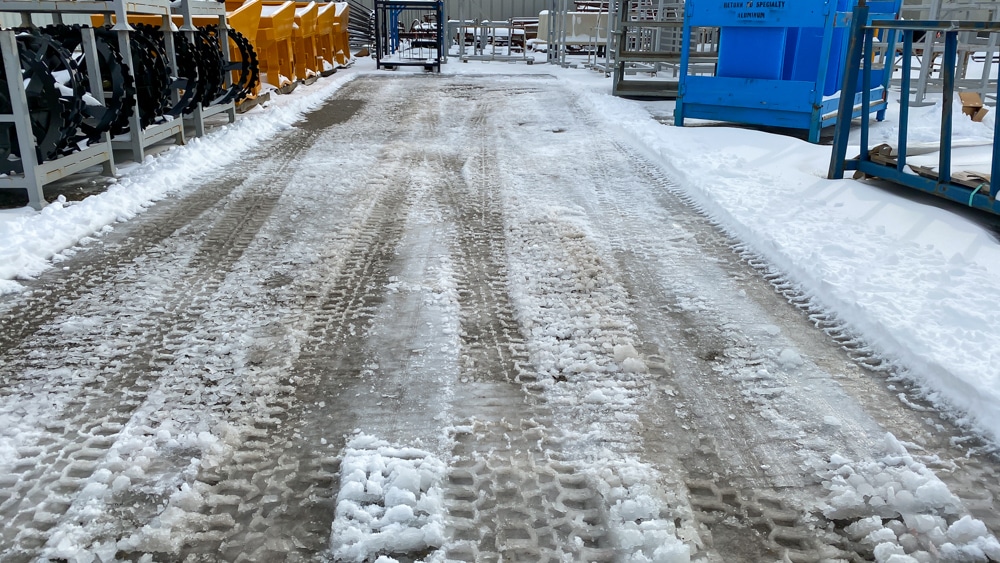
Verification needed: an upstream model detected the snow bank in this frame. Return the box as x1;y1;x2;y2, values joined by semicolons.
817;434;1000;562
328;434;447;562
0;70;361;295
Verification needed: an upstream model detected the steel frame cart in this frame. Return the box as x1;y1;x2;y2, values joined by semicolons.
374;0;444;71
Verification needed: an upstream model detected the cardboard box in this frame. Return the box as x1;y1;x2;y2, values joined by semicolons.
959;91;989;122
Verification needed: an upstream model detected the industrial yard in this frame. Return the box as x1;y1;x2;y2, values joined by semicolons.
2;0;1000;562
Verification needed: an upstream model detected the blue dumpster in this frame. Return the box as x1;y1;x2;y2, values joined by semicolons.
675;0;902;143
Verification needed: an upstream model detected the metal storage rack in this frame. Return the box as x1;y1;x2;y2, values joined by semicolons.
895;0;1000;106
830;9;1000;215
175;0;237;139
0;26;116;209
373;0;444;71
87;2;185;164
96;0;238;157
611;0;710;98
0;0;237;208
450;0;531;63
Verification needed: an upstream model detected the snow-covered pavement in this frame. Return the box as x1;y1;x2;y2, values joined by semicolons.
0;57;999;562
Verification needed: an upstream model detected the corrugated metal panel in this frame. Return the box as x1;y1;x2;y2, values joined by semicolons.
0;13;92;27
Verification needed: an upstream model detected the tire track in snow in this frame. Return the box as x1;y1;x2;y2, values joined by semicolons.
184;185;411;561
173;152;419;560
0;154;263;365
435;95;616;562
570;96;1000;559
609;143;1000;557
495;95;860;561
0;162;293;560
584;140;877;561
0;94;364;561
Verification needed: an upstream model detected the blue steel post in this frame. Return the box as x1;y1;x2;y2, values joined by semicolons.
809;0;837;144
897;30;912;173
390;8;402;54
860;26;874;164
674;4;692;127
939;30;957;186
992;59;1000;198
875;27;896;121
829;0;869;179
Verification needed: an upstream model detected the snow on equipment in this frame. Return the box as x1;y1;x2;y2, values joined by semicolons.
316;2;343;73
331;2;352;66
373;0;444;72
674;0;902;143
0;18;129;210
0;0;253;208
257;0;298;92
292;1;320;83
0;0;347;210
829;5;1000;216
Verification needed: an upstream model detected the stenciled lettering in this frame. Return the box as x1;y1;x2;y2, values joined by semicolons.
724;0;785;11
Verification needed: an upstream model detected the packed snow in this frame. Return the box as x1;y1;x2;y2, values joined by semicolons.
2;48;1000;562
329;434;447;562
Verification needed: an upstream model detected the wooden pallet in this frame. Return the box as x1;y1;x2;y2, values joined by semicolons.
909;165;991;190
862;143;992;191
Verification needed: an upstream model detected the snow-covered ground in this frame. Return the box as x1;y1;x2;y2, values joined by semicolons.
2;52;1000;562
5;52;998;449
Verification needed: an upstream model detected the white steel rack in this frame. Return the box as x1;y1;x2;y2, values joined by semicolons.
0;26;116;209
174;0;236;138
0;0;236;208
895;0;1000;106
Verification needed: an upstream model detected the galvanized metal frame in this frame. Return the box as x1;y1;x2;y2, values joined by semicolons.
176;0;237;139
449;0;533;63
830;11;1000;215
895;0;1000;107
611;0;688;98
92;5;188;163
612;0;697;98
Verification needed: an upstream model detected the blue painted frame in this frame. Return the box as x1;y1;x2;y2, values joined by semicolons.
675;0;902;143
829;12;1000;216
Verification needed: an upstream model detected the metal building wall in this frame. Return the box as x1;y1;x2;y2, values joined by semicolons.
354;0;551;21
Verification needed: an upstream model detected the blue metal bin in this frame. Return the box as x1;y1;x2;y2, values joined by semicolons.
675;0;902;143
